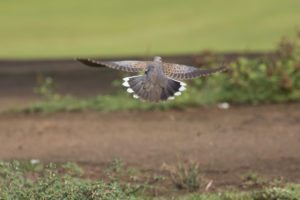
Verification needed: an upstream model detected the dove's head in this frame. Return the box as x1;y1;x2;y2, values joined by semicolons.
153;56;162;63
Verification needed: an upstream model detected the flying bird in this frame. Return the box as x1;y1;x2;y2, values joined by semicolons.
76;56;226;102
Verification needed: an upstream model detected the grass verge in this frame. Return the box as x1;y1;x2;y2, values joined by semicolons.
7;34;300;114
1;160;300;200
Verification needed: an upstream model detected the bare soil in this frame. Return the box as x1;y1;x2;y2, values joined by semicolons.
0;104;299;189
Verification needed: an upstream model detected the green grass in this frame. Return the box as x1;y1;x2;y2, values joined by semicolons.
1;160;300;200
0;0;300;59
160;186;300;200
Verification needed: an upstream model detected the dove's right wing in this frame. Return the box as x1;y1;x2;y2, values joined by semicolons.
76;58;151;73
162;62;227;80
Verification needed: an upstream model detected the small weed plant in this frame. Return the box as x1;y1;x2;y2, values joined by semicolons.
162;159;205;191
34;76;61;100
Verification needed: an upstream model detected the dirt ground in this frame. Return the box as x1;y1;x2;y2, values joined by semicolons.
0;103;299;188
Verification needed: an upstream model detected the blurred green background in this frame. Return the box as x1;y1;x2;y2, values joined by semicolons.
0;0;299;59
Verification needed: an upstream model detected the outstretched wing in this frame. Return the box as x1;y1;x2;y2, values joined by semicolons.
162;63;227;80
76;58;150;73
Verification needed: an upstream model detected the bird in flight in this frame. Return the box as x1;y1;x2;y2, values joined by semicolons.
76;56;226;102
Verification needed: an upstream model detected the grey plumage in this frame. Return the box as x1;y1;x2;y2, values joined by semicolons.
122;66;185;102
76;56;226;102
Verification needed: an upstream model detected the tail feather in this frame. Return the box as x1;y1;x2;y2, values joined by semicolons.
160;90;168;101
131;81;143;93
122;75;186;102
128;76;141;87
161;79;186;100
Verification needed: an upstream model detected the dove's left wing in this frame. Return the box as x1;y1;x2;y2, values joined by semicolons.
76;58;150;73
162;62;227;80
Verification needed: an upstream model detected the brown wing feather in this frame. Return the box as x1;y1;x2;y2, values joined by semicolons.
76;58;150;73
162;62;227;80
